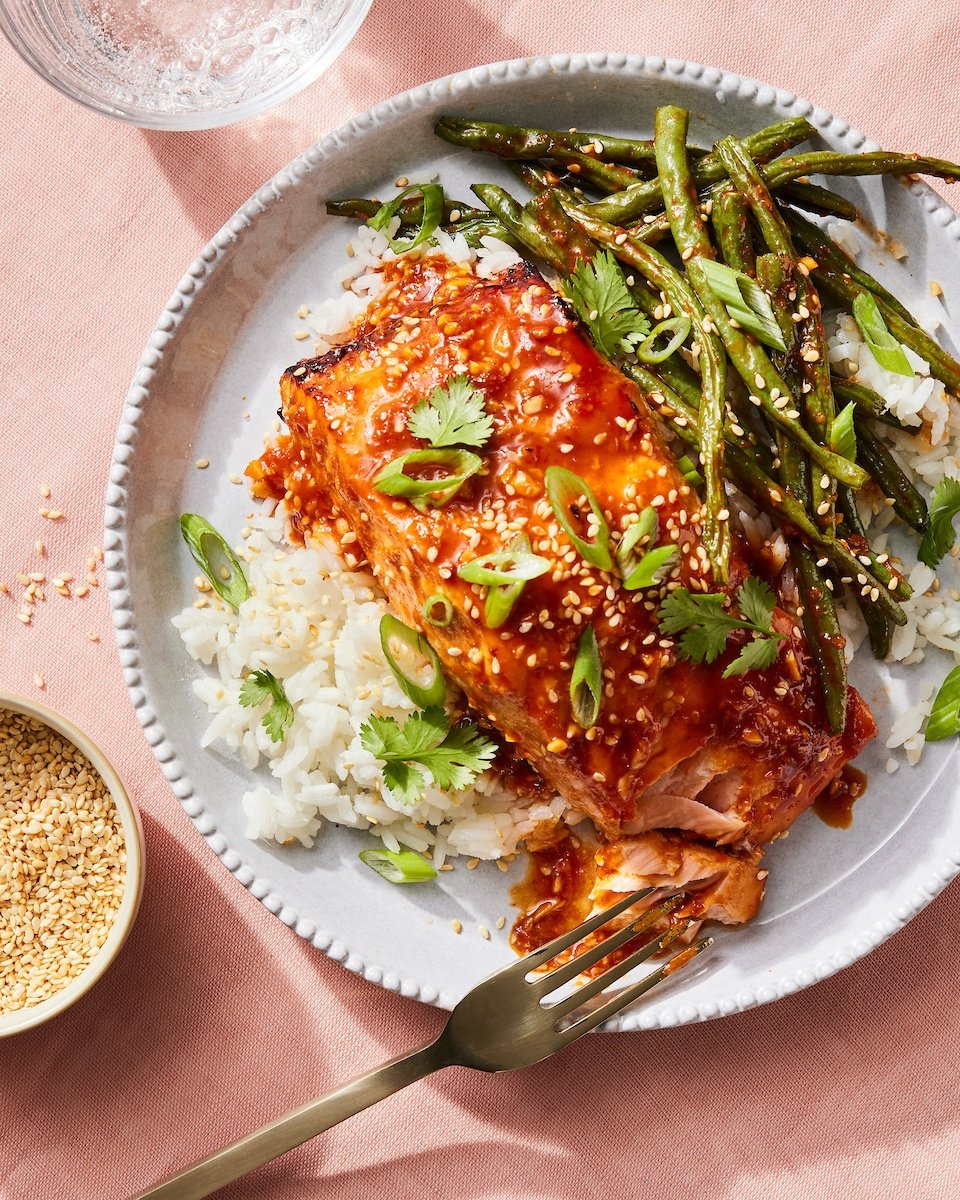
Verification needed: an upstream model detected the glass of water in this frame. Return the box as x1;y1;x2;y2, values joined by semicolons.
0;0;372;130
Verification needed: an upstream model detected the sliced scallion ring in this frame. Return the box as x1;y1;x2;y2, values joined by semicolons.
544;466;614;572
570;625;602;729
483;533;540;629
852;292;913;377
623;545;679;591
700;258;787;352
367;183;445;252
179;513;250;610
616;507;658;581
379;614;447;709
677;454;704;487
422;593;454;627
634;314;692;364
359;847;438;884
925;664;960;742
373;448;482;513
458;546;551;587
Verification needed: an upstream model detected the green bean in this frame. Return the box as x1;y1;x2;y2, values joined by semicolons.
585;116;815;224
793;543;848;732
854;417;928;532
508;162;589;206
831;379;910;430
837;487;895;658
778;181;858;222
755;252;797;358
711;189;755;275
435;116;663;167
785;210;915;326
434;117;640;192
651;105;730;580
525;190;597;274
470;183;572;274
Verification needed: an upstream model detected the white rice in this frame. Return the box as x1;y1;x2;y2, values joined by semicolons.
175;215;960;850
823;220;960;762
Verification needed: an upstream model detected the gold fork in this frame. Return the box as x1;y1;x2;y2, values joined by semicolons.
137;889;710;1199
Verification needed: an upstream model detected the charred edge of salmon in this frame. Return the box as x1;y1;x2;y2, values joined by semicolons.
281;259;546;389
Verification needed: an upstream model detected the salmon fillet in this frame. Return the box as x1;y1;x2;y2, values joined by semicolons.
250;252;875;927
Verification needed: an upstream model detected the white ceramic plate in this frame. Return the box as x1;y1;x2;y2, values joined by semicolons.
106;54;960;1027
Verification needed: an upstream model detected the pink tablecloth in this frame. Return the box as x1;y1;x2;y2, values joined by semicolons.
2;5;960;1197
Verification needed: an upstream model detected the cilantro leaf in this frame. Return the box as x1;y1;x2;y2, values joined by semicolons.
657;590;733;664
723;634;783;678
657;580;784;675
359;709;497;805
407;374;494;448
737;576;777;630
919;476;960;568
565;249;651;360
239;668;294;743
382;760;428;807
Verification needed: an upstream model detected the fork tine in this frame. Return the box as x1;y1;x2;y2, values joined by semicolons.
556;936;714;1044
530;893;687;997
547;921;697;1020
517;887;656;972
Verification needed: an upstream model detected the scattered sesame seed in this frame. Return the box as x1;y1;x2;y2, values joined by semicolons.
450;919;462;934
195;459;209;470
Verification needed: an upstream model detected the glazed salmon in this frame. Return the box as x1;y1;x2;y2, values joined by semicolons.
250;252;875;922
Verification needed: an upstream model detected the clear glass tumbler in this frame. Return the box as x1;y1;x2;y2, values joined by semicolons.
0;0;372;130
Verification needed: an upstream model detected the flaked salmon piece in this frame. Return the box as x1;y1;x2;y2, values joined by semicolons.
620;794;747;843
592;831;767;927
250;252;875;861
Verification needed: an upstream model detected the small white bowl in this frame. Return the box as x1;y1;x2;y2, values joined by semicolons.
0;692;145;1037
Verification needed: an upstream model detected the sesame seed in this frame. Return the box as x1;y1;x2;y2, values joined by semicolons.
0;708;126;1014
450;919;462;934
195;458;209;470
478;925;490;940
395;176;409;187
496;916;506;930
546;738;568;753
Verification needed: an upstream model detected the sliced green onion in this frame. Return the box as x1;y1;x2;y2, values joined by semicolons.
458;546;551;587
373;448;482;513
828;401;857;462
367;183;444;252
570;626;602;729
677;454;704;487
919;476;960;568
545;466;614;572
616;507;658;579
925;665;960;742
422;593;454;627
379;614;446;709
852;293;913;376
483;534;539;629
700;259;787;352
634;314;692;364
623;545;678;591
359;847;438;884
179;514;250;610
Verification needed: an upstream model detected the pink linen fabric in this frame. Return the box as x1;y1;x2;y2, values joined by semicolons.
2;4;960;1197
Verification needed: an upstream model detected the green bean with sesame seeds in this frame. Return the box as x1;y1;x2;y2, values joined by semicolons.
622;361;909;627
783;209;916;327
711;189;756;275
325;195;484;225
836;486;895;659
713;135;840;532
651;105;731;582
777;181;859;223
584;116;816;224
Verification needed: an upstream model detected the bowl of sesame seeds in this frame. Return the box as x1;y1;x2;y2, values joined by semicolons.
0;693;144;1036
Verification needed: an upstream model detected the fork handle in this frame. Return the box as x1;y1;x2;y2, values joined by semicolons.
135;1039;446;1199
